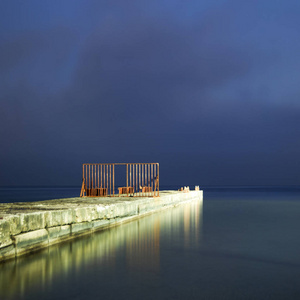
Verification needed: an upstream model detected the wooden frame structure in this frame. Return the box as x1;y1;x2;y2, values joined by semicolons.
80;163;159;197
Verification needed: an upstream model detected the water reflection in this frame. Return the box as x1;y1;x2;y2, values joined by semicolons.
184;200;201;248
0;199;203;300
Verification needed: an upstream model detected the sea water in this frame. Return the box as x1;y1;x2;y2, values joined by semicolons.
0;186;300;299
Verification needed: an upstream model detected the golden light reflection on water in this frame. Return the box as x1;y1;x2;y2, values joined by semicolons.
0;199;203;299
126;215;161;273
184;199;202;248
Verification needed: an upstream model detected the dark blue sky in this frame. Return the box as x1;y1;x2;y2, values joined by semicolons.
0;0;299;187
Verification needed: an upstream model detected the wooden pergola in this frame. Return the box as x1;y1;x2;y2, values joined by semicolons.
80;163;159;197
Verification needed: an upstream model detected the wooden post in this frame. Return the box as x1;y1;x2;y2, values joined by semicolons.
113;164;115;196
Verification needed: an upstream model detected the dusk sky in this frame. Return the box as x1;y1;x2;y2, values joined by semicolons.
1;0;299;187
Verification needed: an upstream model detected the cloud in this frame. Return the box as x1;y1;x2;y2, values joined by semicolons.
0;27;78;91
1;0;300;186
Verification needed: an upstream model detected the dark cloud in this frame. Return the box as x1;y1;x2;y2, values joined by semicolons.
0;0;299;187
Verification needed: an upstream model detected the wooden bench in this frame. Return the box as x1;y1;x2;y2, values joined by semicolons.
118;187;134;196
86;188;107;197
140;186;152;193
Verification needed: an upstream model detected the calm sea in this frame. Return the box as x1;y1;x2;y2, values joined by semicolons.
1;186;300;299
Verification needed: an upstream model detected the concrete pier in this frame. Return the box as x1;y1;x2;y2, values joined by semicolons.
0;190;203;262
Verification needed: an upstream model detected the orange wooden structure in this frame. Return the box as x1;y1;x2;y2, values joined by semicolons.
80;163;159;197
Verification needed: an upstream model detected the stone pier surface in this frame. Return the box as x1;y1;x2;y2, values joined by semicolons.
0;190;203;262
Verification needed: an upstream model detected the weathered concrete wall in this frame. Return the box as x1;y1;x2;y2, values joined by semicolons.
0;190;203;262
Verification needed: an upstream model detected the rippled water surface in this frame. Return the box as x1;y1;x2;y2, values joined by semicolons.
1;187;300;299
